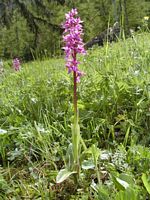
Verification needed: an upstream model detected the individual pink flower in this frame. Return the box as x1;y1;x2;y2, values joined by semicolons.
13;58;21;71
62;8;86;82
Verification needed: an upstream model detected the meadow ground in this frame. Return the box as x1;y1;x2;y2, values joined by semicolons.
0;32;150;199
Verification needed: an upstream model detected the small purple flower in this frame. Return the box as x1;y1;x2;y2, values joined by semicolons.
13;58;21;71
62;8;86;82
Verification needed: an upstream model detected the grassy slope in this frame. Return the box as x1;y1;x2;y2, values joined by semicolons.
0;32;150;199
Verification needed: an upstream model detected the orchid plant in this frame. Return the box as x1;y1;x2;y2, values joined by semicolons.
56;8;86;184
13;58;21;71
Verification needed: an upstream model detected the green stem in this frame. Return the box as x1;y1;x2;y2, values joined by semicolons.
73;71;77;119
96;165;101;185
73;66;80;180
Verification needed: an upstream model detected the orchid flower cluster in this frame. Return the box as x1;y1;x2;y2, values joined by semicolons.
62;8;86;82
13;58;21;71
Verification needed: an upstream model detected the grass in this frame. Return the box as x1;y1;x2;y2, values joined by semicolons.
0;32;150;199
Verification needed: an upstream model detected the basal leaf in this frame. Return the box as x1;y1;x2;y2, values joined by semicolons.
113;177;129;191
82;159;95;170
142;173;150;194
56;169;76;184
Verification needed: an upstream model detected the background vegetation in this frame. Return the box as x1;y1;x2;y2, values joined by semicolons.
0;32;150;199
0;0;150;60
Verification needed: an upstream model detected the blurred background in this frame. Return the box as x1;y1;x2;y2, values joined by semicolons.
0;0;150;60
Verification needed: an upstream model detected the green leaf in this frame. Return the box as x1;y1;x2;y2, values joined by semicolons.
97;187;109;200
71;119;80;163
142;173;150;194
119;174;134;185
0;174;9;192
56;169;76;184
113;177;129;191
91;144;100;159
84;144;101;169
123;126;131;147
116;188;138;200
82;159;95;169
116;178;129;189
65;143;74;170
